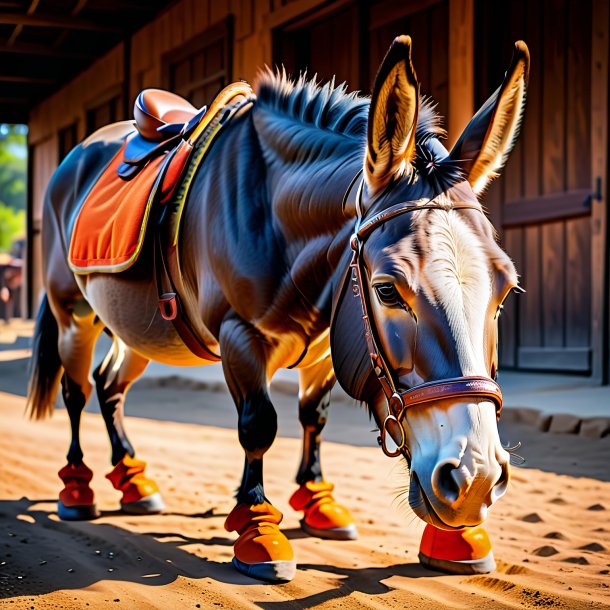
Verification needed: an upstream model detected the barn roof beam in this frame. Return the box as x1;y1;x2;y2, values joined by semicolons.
0;12;122;32
0;41;94;59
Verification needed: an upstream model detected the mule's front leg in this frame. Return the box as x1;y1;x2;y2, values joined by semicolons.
94;339;164;514
290;358;357;540
220;318;296;583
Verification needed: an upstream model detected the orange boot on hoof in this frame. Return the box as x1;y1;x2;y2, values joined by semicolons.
106;455;165;514
225;502;296;582
289;481;357;540
419;524;496;574
57;462;100;521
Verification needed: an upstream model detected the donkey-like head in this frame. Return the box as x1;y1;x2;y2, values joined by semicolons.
332;36;529;529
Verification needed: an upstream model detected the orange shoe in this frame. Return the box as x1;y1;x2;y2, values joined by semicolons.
106;455;165;514
419;524;496;574
225;502;296;582
289;481;357;540
57;462;100;521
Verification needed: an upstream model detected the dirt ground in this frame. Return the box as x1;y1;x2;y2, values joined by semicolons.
0;390;609;609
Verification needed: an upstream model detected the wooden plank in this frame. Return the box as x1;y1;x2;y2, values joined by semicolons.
502;189;591;227
566;0;591;191
429;1;448;119
447;0;473;147
541;221;565;347
590;0;609;383
518;346;591;372
369;0;441;30
0;11;121;31
411;8;430;91
503;0;525;203
566;216;591;347
522;0;542;198
519;226;542;347
499;228;521;367
541;0;565;194
264;0;327;29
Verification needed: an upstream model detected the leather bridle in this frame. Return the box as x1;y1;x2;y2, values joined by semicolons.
345;175;503;458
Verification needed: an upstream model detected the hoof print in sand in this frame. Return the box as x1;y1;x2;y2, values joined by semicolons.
532;546;559;557
544;531;567;541
562;556;590;565
521;513;544;523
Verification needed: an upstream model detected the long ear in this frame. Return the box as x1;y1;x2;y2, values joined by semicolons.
449;41;530;195
365;35;419;195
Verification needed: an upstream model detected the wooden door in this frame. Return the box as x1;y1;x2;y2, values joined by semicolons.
272;0;448;104
476;0;596;373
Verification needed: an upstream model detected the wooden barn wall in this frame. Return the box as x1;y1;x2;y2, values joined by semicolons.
475;0;596;373
25;0;272;311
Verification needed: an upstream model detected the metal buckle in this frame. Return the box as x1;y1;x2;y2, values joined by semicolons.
159;292;178;320
379;413;406;458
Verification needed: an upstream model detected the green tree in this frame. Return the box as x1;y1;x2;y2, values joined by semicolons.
0;202;25;251
0;124;27;252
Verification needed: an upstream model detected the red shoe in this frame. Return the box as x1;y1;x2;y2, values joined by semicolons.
57;462;100;521
106;455;165;514
225;502;296;582
419;524;496;574
289;480;357;540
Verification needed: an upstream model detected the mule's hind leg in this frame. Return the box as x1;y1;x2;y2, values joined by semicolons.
93;339;164;514
54;300;104;520
289;357;358;540
219;317;295;583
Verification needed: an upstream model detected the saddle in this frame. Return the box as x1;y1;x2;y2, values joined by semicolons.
68;81;255;359
116;89;207;181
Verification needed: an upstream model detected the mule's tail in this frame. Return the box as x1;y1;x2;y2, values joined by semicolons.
26;294;63;419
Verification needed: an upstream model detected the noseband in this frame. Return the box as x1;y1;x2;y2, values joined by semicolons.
346;176;503;458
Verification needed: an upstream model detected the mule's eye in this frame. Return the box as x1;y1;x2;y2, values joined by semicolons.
375;283;399;306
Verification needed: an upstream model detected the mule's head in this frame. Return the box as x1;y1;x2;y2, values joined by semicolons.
332;36;529;529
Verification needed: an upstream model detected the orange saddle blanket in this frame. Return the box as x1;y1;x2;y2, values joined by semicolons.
68;82;254;275
68;141;167;273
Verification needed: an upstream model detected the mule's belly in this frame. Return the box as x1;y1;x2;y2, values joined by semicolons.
77;269;212;367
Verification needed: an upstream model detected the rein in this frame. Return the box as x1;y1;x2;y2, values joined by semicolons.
345;175;503;458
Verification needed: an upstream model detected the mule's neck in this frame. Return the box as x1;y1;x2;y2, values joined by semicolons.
252;106;362;247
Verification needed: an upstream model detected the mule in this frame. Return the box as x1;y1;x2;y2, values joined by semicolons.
27;36;529;582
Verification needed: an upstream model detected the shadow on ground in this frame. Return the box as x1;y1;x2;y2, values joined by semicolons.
0;497;438;605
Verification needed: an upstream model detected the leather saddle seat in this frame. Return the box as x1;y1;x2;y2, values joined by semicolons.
134;89;198;140
118;88;207;180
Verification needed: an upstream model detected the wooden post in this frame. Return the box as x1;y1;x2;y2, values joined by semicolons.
447;0;474;148
591;0;609;384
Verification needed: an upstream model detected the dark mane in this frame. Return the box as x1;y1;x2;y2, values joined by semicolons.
253;69;461;188
254;69;446;144
254;68;369;139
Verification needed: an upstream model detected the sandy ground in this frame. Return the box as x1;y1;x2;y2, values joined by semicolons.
0;391;609;609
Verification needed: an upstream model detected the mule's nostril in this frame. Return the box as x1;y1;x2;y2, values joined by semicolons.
434;462;461;504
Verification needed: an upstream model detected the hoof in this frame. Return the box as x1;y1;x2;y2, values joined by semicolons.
106;455;162;510
57;462;97;521
290;481;358;541
419;524;496;575
121;491;165;515
419;550;496;574
232;556;296;583
225;502;296;583
300;519;358;541
57;500;100;521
